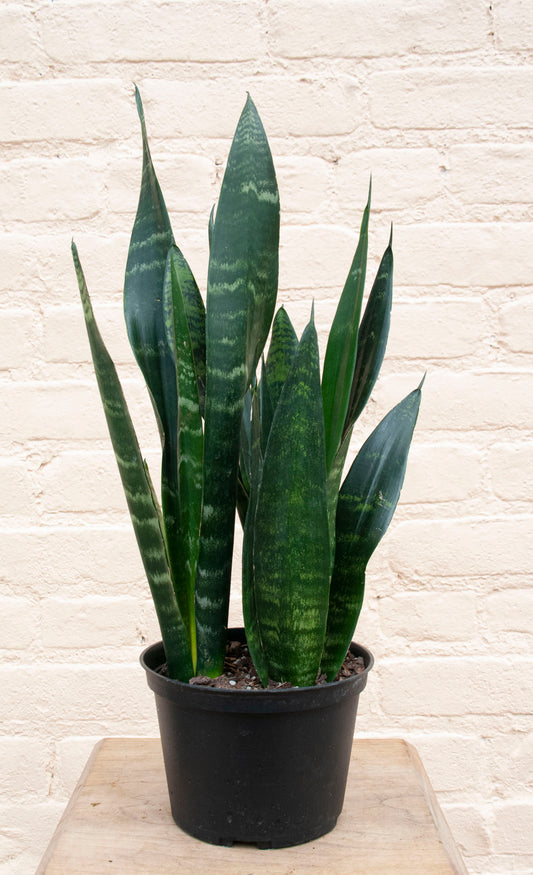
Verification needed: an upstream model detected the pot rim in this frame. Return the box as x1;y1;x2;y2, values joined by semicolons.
140;628;373;711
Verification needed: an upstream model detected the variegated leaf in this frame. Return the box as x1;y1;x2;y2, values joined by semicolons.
73;242;193;680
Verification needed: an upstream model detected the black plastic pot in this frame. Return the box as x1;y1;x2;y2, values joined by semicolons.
141;628;373;849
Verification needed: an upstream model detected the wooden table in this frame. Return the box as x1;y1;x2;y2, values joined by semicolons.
37;737;467;874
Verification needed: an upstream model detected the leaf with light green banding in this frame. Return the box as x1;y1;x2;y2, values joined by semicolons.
326;231;394;528
124;87;183;636
242;389;270;686
322;183;371;473
124;86;174;443
72;242;193;681
171;244;206;417
322;380;423;680
265;306;299;412
252;316;331;687
162;246;204;665
343;228;393;439
195;94;279;677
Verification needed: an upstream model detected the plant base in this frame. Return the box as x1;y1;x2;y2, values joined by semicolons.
141;628;373;849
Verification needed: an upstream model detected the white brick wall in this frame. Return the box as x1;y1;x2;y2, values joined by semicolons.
1;1;532;872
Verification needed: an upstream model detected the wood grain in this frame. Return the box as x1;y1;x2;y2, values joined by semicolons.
37;738;467;875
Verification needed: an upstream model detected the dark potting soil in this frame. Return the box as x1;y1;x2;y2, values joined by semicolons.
158;639;365;690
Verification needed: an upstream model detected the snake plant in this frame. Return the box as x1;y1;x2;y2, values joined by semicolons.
73;91;422;687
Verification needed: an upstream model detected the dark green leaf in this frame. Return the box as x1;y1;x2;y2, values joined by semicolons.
171;244;206;416
242;388;270;686
123;88;183;645
252;316;331;686
343;228;393;438
73;242;193;680
322;184;371;472
162;246;204;661
124;86;174;446
265;306;299;411
195;94;280;676
322;380;423;680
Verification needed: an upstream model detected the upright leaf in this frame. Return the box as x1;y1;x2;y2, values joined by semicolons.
162;246;204;664
321;184;371;472
242;388;270;686
326;231;394;525
322;380;423;680
195;95;280;676
343;228;393;438
252;317;331;687
123;88;184;639
171;244;206;416
73;242;192;680
124;86;174;440
265;306;299;411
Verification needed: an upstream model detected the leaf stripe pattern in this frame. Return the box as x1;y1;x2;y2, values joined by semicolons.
321;182;371;475
195;94;279;677
73;242;192;680
321;381;423;680
251;316;331;687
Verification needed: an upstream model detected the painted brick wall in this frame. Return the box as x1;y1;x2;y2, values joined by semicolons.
1;1;532;872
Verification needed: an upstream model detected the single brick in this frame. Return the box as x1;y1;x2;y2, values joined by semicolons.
0;526;144;589
279;224;358;290
0;377;157;442
1;458;35;517
447;145;533;204
276;157;331;214
41;596;142;648
494;733;533;793
0;596;39;649
482;589;533;635
384;517;533;578
494;0;533;50
0;157;105;224
400;443;482;504
489;441;533;501
370;68;533;129
375;371;533;433
39;449;128;513
0;79;131;143
387;299;486;360
378;591;477;641
379;656;533;716
0;737;51;801
0;4;42;63
37;0;265;63
268;0;487;58
0;664;155;733
1;381;108;441
394;222;533;288
0;307;33;369
499;296;533;354
490;800;533;854
0;232;128;299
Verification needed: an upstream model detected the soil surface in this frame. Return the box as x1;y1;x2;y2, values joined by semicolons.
159;639;365;689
